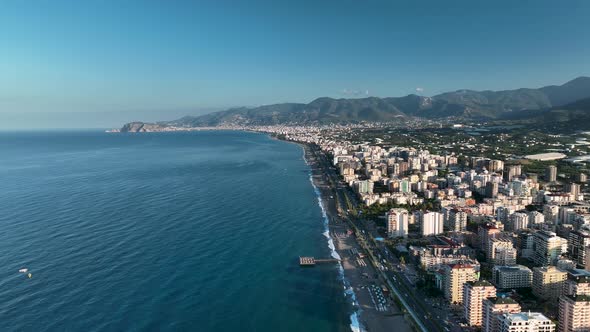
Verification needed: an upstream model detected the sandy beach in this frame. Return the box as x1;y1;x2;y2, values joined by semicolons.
303;144;413;332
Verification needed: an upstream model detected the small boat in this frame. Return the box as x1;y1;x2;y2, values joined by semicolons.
19;268;28;273
27;273;32;278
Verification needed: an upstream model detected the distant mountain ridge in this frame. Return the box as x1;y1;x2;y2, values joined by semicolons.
120;76;590;131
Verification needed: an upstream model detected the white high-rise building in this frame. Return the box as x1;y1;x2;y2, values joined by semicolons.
546;165;557;183
498;312;555;332
488;236;515;263
558;294;590;332
482;297;521;332
533;231;568;266
387;208;409;238
422;211;444;236
509;212;529;231
443;263;478;304
463;281;496;327
528;211;545;228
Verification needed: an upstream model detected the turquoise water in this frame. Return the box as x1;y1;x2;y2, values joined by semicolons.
0;130;352;331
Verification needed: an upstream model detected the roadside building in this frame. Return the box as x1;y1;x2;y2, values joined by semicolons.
482;297;521;332
463;280;496;327
443;263;478;304
386;208;409;238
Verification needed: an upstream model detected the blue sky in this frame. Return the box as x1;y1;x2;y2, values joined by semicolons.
1;0;589;128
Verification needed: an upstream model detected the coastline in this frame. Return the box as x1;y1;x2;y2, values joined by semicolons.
108;129;415;331
301;143;413;332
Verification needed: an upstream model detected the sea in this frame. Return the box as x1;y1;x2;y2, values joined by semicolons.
0;130;357;332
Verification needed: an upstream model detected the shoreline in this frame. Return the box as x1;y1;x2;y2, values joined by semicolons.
301;143;413;332
108;130;415;331
303;146;362;332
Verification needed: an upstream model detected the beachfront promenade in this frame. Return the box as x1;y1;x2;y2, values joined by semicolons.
309;145;439;332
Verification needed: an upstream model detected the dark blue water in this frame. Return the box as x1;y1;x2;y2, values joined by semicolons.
0;130;352;331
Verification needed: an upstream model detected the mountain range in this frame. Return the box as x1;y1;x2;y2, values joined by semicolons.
120;76;590;131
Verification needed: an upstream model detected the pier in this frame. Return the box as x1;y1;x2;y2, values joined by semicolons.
299;256;340;266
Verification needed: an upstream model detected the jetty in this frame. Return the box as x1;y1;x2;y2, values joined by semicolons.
299;256;340;266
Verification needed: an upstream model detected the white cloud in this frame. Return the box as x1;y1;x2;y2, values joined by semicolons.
341;89;369;97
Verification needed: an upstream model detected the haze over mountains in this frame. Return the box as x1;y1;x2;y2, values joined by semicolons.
121;77;590;132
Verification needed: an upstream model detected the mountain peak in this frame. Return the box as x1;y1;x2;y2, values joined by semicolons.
540;76;590;107
120;76;590;131
563;76;590;86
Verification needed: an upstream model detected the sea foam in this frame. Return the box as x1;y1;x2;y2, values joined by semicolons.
307;168;363;332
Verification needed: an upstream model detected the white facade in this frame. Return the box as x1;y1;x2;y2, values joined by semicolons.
533;231;568;266
559;295;590;332
422;211;444;236
509;212;529;231
387;208;409;238
498;312;555;332
463;281;496;327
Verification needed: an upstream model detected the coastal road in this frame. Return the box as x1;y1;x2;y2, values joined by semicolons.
350;223;443;332
310;145;446;332
311;145;465;332
306;146;413;332
317;147;461;332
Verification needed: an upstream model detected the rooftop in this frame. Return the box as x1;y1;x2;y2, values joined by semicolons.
567;269;590;279
524;152;567;161
564;294;590;302
494;265;532;273
467;280;494;287
534;266;566;273
489;296;518;305
503;312;551;323
448;263;473;269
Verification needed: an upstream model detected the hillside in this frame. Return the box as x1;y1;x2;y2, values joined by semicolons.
539;76;590;106
120;76;590;131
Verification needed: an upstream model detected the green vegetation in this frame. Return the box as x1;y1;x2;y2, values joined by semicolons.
519;159;589;181
359;199;439;222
